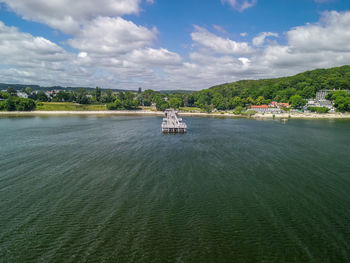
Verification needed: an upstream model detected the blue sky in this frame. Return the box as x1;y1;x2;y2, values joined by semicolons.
0;0;350;90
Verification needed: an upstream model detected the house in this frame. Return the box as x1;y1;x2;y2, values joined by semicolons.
250;105;282;113
17;91;28;98
305;90;334;110
269;101;278;107
277;103;290;108
268;101;290;109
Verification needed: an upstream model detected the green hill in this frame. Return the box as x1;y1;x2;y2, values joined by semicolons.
188;65;350;111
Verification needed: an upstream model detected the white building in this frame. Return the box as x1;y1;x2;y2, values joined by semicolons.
17;91;28;98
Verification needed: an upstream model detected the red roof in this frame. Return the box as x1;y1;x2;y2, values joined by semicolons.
277;103;290;107
251;105;268;108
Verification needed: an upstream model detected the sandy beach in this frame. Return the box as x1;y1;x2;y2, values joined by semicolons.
1;110;350;119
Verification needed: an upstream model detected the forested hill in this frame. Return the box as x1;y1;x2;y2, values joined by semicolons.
206;65;350;102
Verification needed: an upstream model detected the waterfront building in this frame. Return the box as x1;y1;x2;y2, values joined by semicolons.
16;91;28;98
277;103;290;108
251;105;282;113
304;89;345;110
268;101;290;109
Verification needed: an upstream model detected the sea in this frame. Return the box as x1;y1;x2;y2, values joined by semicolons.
1;115;350;262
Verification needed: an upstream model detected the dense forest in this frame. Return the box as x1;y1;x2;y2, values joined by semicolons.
186;65;350;111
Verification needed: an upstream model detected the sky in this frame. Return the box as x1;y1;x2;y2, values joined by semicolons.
1;0;350;90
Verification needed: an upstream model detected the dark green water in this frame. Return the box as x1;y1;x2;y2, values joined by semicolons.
1;116;350;262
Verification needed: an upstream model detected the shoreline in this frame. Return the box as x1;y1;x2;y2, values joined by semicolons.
1;110;350;119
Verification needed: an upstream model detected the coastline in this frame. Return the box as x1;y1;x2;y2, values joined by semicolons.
1;110;350;119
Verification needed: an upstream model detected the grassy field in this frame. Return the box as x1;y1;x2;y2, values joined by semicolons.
36;102;107;111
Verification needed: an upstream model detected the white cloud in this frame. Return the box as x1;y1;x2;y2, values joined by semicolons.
68;17;157;55
0;0;147;34
128;48;182;66
213;25;227;34
2;10;350;91
288;11;350;52
191;26;254;55
252;32;278;46
165;11;350;89
240;32;248;37
0;21;68;67
0;21;95;86
221;0;257;11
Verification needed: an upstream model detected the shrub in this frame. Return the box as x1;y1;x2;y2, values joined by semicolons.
308;107;329;114
1;97;36;111
244;110;257;117
15;98;36;111
0;100;5;110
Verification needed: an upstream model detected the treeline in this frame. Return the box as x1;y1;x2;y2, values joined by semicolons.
107;89;186;111
0;83;129;93
24;87;116;104
186;65;350;112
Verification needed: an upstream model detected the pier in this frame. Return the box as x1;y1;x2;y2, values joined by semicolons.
162;109;187;133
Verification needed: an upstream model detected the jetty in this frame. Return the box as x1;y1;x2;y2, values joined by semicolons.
162;109;187;133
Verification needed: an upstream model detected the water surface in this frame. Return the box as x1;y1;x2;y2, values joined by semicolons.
1;116;350;262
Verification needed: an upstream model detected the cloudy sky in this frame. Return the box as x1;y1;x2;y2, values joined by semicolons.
0;0;350;90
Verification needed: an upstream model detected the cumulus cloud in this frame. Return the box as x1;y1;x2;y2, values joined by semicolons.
252;32;278;46
191;26;254;55
221;0;257;11
0;21;94;86
128;48;182;66
68;17;157;55
0;0;147;34
2;10;350;90
0;21;67;69
166;11;350;89
288;11;350;52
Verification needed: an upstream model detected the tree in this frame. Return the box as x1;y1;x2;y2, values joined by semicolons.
4;97;17;111
256;96;265;105
212;93;227;110
308;107;329;113
37;91;49;102
0;101;5;111
95;87;102;102
155;97;169;111
15;98;36;111
107;99;122;110
24;87;32;95
301;86;315;99
55;91;69;102
0;91;9;99
233;106;244;115
7;87;17;96
169;97;182;109
230;97;244;109
76;89;90;104
289;95;306;109
106;89;114;103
